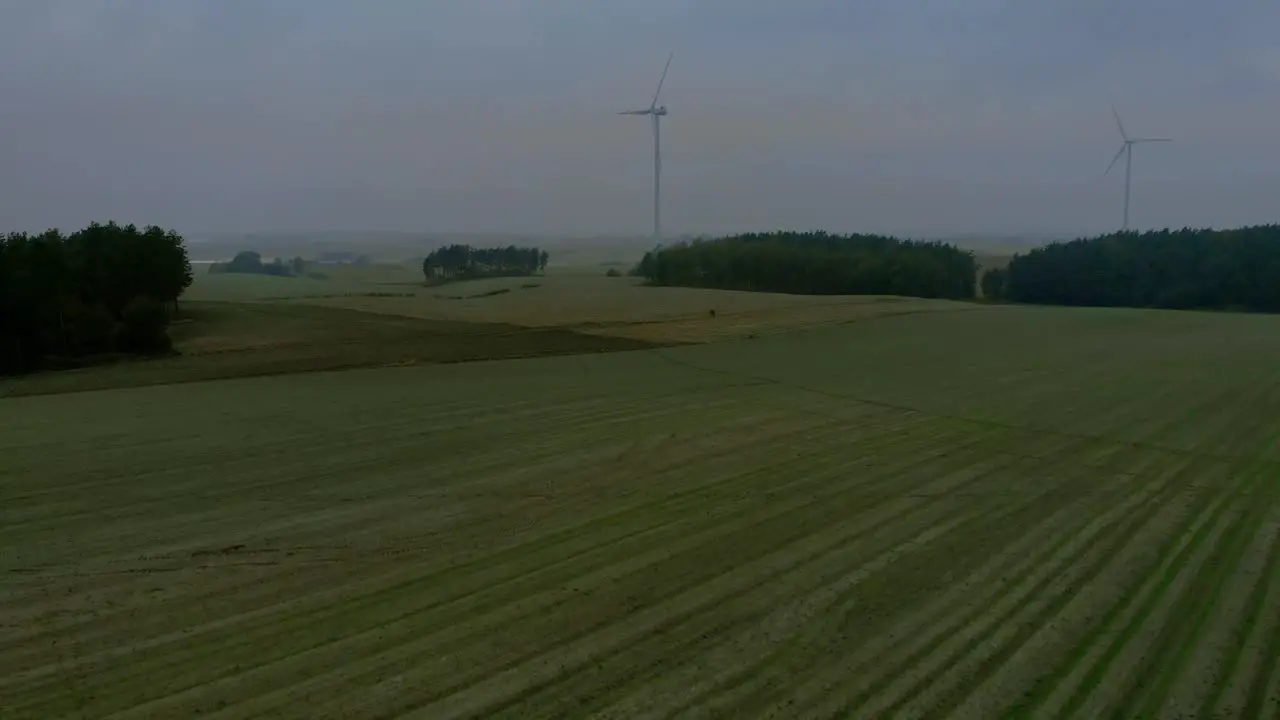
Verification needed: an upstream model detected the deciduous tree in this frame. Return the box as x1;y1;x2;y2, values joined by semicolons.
0;221;194;375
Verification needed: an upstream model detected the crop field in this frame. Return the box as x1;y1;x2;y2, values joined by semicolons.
8;269;967;397
5;306;1280;718
187;269;976;344
0;302;660;399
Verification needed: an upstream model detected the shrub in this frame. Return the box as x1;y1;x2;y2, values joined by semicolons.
981;267;1007;300
116;297;173;355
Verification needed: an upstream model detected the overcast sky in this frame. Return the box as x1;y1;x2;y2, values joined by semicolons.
1;0;1278;238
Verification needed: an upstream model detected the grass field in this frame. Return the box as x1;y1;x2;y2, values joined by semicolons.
1;269;976;398
0;302;660;398
5;304;1280;718
186;267;979;343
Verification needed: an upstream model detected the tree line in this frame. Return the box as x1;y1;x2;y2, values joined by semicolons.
1;221;193;375
983;225;1280;311
634;231;977;299
209;251;306;277
422;244;548;283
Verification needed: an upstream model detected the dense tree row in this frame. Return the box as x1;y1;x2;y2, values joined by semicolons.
209;251;305;277
634;231;977;299
984;225;1280;311
1;221;193;375
422;244;548;283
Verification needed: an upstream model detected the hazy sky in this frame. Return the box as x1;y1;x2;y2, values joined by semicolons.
2;1;1278;238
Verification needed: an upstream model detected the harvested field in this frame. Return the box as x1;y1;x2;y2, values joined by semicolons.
0;303;662;398
4;306;1280;718
189;270;979;344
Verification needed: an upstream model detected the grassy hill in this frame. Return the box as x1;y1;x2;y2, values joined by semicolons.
5;302;1280;717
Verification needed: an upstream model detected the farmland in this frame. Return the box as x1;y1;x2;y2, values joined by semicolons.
185;266;976;343
5;303;1280;718
2;270;974;398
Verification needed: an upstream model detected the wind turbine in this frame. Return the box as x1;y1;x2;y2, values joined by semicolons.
1103;104;1171;231
619;52;673;244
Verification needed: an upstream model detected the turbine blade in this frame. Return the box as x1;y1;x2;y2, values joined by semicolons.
650;52;674;110
1111;103;1129;141
619;110;651;115
1131;137;1172;143
1103;144;1127;177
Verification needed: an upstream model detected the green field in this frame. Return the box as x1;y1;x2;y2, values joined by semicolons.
5;303;1280;718
1;270;971;399
185;267;974;342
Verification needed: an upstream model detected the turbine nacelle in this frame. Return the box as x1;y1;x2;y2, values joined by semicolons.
618;106;668;116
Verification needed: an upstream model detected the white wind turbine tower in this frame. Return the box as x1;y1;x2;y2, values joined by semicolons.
619;53;674;244
1103;104;1171;231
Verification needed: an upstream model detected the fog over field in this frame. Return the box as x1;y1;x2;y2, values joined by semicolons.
2;1;1279;238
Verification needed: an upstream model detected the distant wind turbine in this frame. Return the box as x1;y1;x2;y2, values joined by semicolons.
619;53;673;244
1103;104;1171;231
